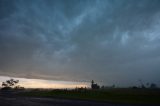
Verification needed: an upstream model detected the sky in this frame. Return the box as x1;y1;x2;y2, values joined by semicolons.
0;0;160;87
0;76;89;88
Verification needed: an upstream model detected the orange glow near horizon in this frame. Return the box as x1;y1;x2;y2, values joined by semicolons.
0;76;89;89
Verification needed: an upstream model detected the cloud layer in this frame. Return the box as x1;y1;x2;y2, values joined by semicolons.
0;0;160;86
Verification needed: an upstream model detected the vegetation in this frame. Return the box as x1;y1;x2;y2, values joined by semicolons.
1;79;24;90
21;88;160;105
1;79;159;104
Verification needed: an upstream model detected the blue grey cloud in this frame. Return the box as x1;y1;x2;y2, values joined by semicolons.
0;0;160;86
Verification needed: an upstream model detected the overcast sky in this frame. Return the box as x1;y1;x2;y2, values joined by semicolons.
0;0;160;86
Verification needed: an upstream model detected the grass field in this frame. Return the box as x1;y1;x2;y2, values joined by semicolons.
20;88;160;105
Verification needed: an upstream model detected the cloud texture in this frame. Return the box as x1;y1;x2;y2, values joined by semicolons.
0;0;160;86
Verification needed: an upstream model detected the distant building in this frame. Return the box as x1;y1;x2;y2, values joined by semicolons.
91;80;100;89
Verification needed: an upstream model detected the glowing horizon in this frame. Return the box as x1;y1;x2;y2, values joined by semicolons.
0;76;89;89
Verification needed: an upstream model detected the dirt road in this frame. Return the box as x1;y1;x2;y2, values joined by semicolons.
0;91;157;106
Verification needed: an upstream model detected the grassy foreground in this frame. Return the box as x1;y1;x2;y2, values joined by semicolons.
20;88;160;104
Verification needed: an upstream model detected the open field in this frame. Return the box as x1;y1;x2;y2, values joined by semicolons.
20;88;160;105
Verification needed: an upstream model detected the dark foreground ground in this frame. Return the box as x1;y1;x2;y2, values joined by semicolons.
0;90;159;106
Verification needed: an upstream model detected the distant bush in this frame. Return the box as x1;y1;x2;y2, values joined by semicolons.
14;85;25;90
1;87;12;90
150;83;158;89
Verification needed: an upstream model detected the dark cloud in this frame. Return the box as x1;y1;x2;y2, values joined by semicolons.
0;0;160;86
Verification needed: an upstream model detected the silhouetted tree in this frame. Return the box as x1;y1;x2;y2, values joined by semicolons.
101;85;105;89
1;79;19;90
150;83;157;89
111;84;115;88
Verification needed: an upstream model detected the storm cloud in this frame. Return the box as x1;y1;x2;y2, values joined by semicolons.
0;0;160;86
